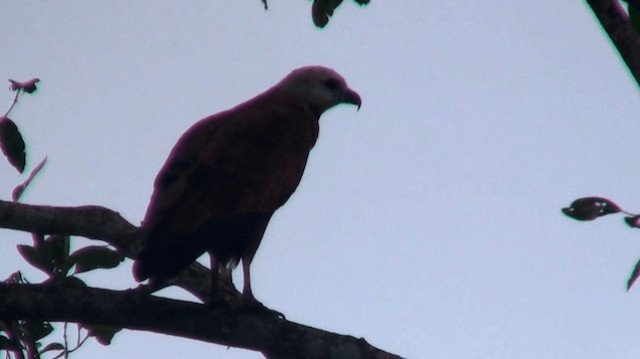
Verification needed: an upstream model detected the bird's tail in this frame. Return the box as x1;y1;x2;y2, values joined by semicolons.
132;229;207;285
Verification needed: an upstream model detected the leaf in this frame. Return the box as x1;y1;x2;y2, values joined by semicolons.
3;271;23;284
16;244;53;275
82;324;121;346
16;236;71;277
12;156;47;202
561;197;621;221
0;117;26;173
624;215;640;228
44;235;71;277
24;321;54;341
36;234;73;278
312;0;342;28
311;0;369;28
8;78;40;94
70;246;125;274
628;258;640;290
39;342;64;354
0;335;18;351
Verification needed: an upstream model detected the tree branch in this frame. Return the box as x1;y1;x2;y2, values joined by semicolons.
0;283;403;359
585;0;640;88
0;200;403;358
0;200;213;300
0;200;138;251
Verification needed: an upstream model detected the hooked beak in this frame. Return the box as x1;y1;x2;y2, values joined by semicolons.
343;88;362;111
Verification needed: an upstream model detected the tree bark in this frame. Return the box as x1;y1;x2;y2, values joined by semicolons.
585;0;640;88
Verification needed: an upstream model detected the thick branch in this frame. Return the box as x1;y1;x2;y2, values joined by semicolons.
0;200;138;251
0;283;403;359
0;200;403;357
586;0;640;88
0;200;212;300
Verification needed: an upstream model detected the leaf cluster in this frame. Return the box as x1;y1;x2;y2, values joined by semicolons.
0;78;39;174
563;196;640;290
0;235;124;359
0;272;87;359
0;79;124;357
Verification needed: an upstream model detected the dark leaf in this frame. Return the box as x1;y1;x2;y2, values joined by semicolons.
312;1;330;28
0;117;26;173
16;236;71;277
13;156;47;202
561;197;621;221
24;321;54;341
624;215;640;228
4;271;23;284
628;258;640;290
70;246;125;274
0;335;18;351
43;235;71;277
8;78;40;94
311;0;369;28
312;0;343;28
16;244;53;275
46;235;70;261
82;324;121;346
39;342;64;354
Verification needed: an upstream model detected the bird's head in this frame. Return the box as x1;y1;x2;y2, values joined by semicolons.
278;66;361;116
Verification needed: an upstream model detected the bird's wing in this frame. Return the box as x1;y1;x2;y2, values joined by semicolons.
144;97;318;232
134;95;319;281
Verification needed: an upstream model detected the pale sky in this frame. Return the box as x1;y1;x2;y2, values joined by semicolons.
2;1;640;358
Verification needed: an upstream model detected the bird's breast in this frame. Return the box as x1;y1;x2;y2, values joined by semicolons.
209;113;318;213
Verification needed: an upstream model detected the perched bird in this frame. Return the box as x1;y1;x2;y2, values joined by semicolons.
132;66;361;307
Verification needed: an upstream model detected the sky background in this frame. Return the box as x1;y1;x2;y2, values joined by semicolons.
2;1;640;358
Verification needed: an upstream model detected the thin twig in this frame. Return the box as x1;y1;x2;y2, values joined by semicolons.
62;322;68;359
2;90;20;119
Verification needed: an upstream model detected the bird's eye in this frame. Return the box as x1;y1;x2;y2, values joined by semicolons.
323;78;340;91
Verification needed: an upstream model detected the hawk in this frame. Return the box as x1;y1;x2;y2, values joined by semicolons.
133;66;361;307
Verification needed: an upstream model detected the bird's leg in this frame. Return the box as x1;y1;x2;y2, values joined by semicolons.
240;258;257;305
218;265;238;298
207;252;227;307
238;257;285;319
240;258;268;309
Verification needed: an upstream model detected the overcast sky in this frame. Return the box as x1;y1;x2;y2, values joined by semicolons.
2;1;640;358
